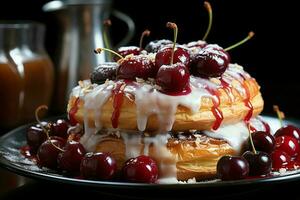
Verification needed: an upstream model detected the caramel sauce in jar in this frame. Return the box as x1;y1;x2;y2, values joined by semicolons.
0;22;54;130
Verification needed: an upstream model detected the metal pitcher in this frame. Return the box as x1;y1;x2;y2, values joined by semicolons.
43;0;135;112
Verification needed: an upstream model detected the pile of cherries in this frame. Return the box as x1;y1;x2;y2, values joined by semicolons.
217;119;300;181
92;22;232;95
24;118;158;183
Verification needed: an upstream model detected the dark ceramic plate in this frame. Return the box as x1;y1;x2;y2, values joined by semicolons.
1;116;300;198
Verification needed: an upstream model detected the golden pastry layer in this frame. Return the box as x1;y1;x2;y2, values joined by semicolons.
94;134;235;181
68;77;263;132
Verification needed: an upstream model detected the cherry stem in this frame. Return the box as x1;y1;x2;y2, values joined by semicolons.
35;105;64;152
224;31;255;51
247;123;257;154
166;22;178;65
103;19;112;61
273;105;285;127
202;1;212;41
139;29;151;49
94;47;124;60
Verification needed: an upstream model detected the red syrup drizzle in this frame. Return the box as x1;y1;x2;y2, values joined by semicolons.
237;72;254;122
205;87;224;130
111;81;126;128
68;97;80;126
20;146;37;161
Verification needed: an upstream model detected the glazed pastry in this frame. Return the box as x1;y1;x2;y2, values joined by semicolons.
68;64;263;133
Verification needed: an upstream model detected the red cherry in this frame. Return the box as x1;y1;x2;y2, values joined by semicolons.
116;46;141;61
52;119;69;139
26;124;48;154
37;136;66;169
122;155;158;183
190;46;229;78
252;131;276;154
275;125;300;143
154;46;190;72
216;156;249;181
57;140;86;175
271;149;292;170
156;62;190;94
275;136;299;157
242;151;272;176
117;55;155;80
80;152;117;180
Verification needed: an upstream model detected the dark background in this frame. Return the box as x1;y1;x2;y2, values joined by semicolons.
1;0;299;118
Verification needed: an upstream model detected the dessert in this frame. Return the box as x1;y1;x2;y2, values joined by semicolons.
65;18;267;181
20;2;300;183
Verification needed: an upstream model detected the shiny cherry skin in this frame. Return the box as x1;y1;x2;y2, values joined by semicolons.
90;62;118;84
190;47;229;78
80;152;117;180
271;149;292;170
117;55;155;80
275;125;300;143
26;124;48;154
242;151;272;176
37;136;66;169
145;39;173;53
155;46;190;72
122;155;158;183
252;131;276;154
116;46;141;61
275;136;299;157
57;140;86;175
156;62;190;93
52;119;69;139
217;156;249;181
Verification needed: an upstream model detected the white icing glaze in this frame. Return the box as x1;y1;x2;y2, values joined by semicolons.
70;63;251;132
204;120;260;153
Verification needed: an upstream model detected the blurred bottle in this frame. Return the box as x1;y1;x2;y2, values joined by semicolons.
0;22;54;130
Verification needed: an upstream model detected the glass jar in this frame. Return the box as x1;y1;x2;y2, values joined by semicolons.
0;22;54;129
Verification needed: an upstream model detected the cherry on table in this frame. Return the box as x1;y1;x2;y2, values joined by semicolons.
57;140;86;175
37;136;66;169
216;156;249;181
80;152;117;180
242;151;272;176
251;131;276;154
275;135;299;157
122;155;158;183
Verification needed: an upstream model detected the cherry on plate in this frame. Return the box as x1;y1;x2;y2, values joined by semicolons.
122;155;158;183
242;151;272;176
275;125;300;143
57;140;86;175
251;131;275;154
216;156;249;181
271;149;292;170
275;136;299;157
80;152;117;180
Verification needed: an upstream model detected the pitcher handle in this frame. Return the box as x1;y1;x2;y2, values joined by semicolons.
112;9;135;48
